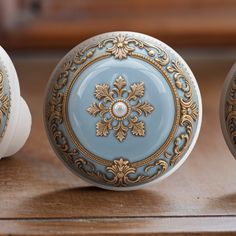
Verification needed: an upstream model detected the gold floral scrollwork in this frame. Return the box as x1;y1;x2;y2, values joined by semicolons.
106;35;135;60
144;160;168;179
47;61;77;162
104;158;168;187
165;60;199;165
0;71;10;129
75;157;152;187
87;75;154;142
104;158;148;187
74;34;169;65
74;157;103;179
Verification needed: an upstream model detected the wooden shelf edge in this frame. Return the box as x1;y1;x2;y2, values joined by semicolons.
0;216;236;235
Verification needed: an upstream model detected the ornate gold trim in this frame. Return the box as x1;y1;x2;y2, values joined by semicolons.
165;61;199;165
0;69;10;138
74;34;169;66
87;75;154;142
74;157;168;187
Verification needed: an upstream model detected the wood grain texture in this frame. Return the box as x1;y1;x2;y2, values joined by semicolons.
0;52;235;235
0;217;236;236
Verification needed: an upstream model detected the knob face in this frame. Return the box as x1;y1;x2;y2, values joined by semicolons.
44;32;202;190
0;58;11;139
220;62;236;159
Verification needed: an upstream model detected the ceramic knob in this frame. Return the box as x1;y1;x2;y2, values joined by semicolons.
220;62;236;158
44;32;202;190
0;46;32;159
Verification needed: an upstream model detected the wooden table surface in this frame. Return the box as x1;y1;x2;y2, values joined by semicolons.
0;51;236;235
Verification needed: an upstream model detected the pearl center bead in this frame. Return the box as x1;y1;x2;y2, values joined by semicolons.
112;101;128;118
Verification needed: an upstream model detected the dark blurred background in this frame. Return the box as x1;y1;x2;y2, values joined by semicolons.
1;0;236;51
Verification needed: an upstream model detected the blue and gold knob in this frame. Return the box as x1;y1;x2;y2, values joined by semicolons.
44;32;202;190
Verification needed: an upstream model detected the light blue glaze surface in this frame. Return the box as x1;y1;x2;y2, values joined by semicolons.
68;57;175;162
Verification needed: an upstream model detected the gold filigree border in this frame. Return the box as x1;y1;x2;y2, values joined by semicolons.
45;34;199;187
165;60;199;165
0;67;10;138
63;53;180;168
74;157;168;187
